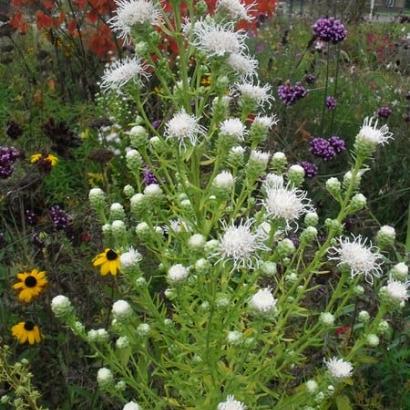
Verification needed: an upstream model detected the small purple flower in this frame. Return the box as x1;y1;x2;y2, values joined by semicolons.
278;82;308;106
304;73;317;84
326;96;337;111
377;106;392;119
0;146;20;179
143;167;157;186
310;137;336;161
329;136;346;153
0;165;13;178
312;17;347;44
49;205;71;230
152;119;162;129
299;161;318;178
25;209;38;226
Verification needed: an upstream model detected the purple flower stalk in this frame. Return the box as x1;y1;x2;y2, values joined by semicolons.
326;96;337;111
299;161;318;178
25;209;38;226
304;73;317;84
278;82;308;106
377;106;392;119
312;17;347;44
310;138;336;161
0;146;20;179
143;167;157;186
152;119;162;129
329;136;346;153
49;205;71;230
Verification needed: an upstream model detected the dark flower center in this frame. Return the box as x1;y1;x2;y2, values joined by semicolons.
24;275;38;288
106;249;118;261
24;321;35;331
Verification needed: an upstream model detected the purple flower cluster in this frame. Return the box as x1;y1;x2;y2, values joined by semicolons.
377;106;392;119
329;136;346;153
143;167;157;186
304;73;317;84
310;136;346;160
312;17;347;44
299;161;318;178
277;82;308;106
25;209;38;226
326;96;337;111
0;146;20;179
49;205;71;230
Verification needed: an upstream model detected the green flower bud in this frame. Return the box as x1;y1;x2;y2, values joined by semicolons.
123;184;135;198
260;261;277;276
300;226;318;243
288;165;305;186
366;333;380;347
358;310;370;322
390;262;408;281
306;380;319;394
376;225;396;248
319;312;335;326
377;320;390;335
128;125;148;147
110;203;125;220
277;238;296;257
304;211;319;226
349;193;367;212
137;323;150;336
97;368;114;389
271;152;287;173
326;177;341;196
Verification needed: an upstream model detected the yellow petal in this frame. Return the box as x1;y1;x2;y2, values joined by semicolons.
100;263;110;276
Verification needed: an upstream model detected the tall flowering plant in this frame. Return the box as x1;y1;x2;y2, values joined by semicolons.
51;1;407;409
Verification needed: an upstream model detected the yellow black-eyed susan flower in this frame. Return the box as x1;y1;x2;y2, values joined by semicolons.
11;321;41;345
93;248;121;276
31;153;58;167
201;75;212;87
12;269;48;303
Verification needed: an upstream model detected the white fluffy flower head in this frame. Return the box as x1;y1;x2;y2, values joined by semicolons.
109;0;161;42
120;248;142;269
235;81;273;106
227;53;258;78
220;118;246;141
263;183;313;227
165;109;206;147
249;150;270;166
112;300;133;320
123;401;141;410
217;395;247;410
249;287;277;314
325;357;353;379
385;280;409;303
216;0;254;21
101;57;150;91
213;171;235;189
189;20;247;57
357;116;393;147
252;115;279;129
328;235;383;284
217;219;268;268
167;264;189;283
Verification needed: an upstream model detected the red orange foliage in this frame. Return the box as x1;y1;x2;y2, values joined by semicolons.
9;0;276;58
